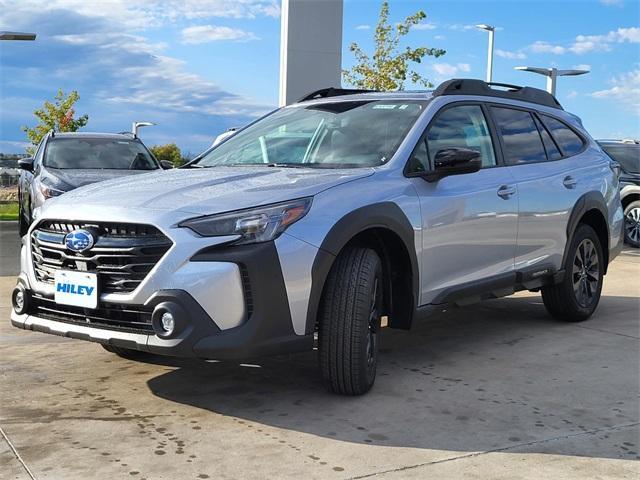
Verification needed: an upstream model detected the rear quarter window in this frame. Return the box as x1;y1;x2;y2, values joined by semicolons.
540;115;585;157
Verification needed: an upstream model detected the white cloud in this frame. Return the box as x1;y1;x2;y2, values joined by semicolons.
530;41;566;54
448;24;477;31
590;69;640;114
573;64;592;71
565;90;579;99
600;0;623;5
433;63;471;76
434;35;445;40
495;49;527;60
181;25;258;43
355;24;370;30
414;22;436;31
529;27;640;55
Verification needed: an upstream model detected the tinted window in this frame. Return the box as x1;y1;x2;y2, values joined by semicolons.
540;115;584;156
491;107;547;165
424;105;496;169
197;100;427;168
601;145;640;174
534;115;562;160
44;138;158;170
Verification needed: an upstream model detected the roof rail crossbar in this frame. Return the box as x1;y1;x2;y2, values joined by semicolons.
297;87;377;103
433;78;563;110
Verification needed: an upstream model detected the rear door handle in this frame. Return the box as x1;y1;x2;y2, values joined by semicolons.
497;185;516;199
563;176;578;189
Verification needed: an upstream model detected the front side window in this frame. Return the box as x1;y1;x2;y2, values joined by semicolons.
44;138;158;170
491;107;547;165
195;100;428;168
540;115;584;157
418;104;496;171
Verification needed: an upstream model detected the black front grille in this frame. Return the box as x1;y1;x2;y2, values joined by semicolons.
31;220;172;294
30;293;154;333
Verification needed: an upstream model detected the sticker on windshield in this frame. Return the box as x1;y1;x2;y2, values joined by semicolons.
373;104;397;109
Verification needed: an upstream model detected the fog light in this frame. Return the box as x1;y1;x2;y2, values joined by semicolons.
161;312;175;334
12;286;30;315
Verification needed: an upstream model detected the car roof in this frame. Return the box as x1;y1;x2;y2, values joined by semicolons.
49;132;139;141
597;139;639;146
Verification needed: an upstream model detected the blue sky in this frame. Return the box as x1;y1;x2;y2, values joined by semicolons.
0;0;638;155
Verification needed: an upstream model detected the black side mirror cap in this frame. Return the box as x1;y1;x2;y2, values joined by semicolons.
18;157;35;172
160;160;174;169
422;148;482;182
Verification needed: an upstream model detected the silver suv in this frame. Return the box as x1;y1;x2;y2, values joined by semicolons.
11;79;624;395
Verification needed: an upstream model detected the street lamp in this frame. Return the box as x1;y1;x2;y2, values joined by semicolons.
132;121;155;137
476;24;495;83
515;66;589;97
0;31;37;41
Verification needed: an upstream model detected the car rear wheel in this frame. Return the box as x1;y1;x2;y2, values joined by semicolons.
541;224;604;322
318;246;383;396
623;200;640;248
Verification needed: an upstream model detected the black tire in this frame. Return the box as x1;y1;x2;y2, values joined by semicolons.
542;224;604;322
318;246;383;395
101;344;146;359
623;200;640;248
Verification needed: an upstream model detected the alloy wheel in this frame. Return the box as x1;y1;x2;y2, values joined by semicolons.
572;238;600;308
625;207;640;245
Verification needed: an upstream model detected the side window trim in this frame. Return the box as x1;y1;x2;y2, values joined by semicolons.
538;113;588;160
533;112;563;158
404;100;501;177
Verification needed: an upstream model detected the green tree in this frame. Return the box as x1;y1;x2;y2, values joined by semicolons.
342;1;446;91
149;143;185;167
22;90;89;154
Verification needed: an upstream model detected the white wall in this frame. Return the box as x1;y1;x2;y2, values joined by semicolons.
279;0;344;106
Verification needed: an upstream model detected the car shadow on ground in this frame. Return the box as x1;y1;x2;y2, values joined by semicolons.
144;294;639;460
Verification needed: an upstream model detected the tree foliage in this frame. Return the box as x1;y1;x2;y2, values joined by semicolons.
22;90;89;154
149;143;185;167
342;1;446;91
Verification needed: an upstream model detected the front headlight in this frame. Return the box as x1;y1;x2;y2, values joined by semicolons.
179;197;313;244
39;181;66;199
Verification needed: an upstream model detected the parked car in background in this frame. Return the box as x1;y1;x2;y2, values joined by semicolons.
18;132;170;236
12;80;623;395
598;139;640;247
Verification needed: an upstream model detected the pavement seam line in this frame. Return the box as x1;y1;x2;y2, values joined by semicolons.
572;324;640;340
347;422;640;479
0;425;37;480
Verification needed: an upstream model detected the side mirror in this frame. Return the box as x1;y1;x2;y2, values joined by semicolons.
18;157;35;172
423;148;482;182
160;160;174;169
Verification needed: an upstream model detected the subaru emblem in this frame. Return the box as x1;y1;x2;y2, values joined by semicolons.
65;229;95;253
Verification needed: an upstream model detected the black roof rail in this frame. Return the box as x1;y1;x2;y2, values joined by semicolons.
296;87;377;103
433;78;563;110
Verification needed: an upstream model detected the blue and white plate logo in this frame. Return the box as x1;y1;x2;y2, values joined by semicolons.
65;229;95;253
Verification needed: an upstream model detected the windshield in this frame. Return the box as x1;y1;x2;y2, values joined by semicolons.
601;145;640;174
195;100;428;168
44;138;159;170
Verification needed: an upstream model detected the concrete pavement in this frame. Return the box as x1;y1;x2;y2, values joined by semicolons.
0;252;638;479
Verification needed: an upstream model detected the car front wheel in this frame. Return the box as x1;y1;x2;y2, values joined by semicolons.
318;246;383;396
623;200;640;248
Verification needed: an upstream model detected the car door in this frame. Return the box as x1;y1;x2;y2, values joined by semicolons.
490;105;588;273
407;102;519;305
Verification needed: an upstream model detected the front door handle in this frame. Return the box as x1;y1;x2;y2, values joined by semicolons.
563;176;578;189
497;185;516;199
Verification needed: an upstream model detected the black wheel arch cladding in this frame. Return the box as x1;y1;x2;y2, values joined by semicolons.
305;202;419;334
564;191;611;273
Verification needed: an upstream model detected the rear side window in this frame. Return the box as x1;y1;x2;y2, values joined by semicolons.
540;115;584;157
491;107;547;165
533;115;562;160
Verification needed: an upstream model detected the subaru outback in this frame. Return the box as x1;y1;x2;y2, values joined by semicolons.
11;79;624;395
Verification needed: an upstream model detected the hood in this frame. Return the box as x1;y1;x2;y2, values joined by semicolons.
44;168;156;190
58;166;374;215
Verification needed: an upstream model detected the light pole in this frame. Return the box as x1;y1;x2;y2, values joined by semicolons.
476;24;495;83
515;66;589;97
0;31;37;41
132;121;155;137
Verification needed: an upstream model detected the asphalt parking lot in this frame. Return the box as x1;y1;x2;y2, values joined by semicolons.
1;224;638;479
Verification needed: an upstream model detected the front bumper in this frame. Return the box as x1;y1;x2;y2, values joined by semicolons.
12;235;315;359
